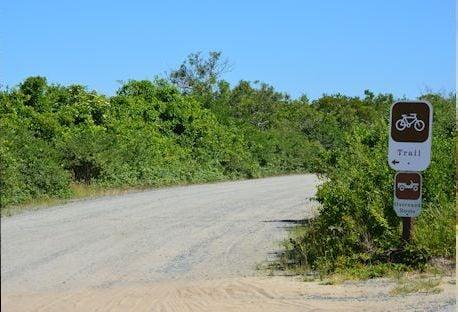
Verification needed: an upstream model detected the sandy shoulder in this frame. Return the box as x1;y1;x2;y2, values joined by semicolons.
2;276;456;312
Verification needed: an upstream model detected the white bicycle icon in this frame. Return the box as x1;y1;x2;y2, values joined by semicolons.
395;113;425;132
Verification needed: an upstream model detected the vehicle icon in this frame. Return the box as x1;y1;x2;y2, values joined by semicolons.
397;181;419;192
395;113;425;132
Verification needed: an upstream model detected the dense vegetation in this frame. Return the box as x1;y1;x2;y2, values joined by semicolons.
0;52;455;272
282;93;455;275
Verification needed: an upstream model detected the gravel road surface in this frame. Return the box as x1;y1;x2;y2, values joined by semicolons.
2;175;318;292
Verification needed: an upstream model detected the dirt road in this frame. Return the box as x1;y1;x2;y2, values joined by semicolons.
1;175;455;311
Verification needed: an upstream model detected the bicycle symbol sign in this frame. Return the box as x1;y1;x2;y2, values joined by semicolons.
388;101;432;171
395;113;425;132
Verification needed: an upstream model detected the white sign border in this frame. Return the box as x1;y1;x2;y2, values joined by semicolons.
388;100;433;171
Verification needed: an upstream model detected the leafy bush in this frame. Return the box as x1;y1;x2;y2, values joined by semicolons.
0;116;71;206
283;94;455;274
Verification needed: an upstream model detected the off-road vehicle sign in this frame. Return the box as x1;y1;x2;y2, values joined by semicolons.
394;172;422;217
388;101;432;171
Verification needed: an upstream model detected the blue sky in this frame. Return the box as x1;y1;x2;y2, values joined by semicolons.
1;0;455;99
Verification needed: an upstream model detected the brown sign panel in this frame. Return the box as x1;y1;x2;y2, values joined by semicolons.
395;172;421;200
391;102;430;142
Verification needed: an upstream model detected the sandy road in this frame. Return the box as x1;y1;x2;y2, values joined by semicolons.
1;175;455;311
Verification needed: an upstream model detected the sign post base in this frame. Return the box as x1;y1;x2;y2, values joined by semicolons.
401;217;413;244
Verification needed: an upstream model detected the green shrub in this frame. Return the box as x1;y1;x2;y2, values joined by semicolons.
284;94;455;274
0;117;71;207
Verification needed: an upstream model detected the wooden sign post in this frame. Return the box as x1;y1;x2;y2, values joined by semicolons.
388;101;432;242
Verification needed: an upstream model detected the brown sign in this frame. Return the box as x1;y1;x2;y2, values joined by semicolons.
391;102;430;142
395;172;421;200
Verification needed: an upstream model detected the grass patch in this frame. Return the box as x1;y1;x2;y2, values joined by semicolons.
389;277;442;296
326;264;408;282
277;227;412;283
0;183;151;217
275;219;455;283
69;183;147;199
0;196;65;217
276;222;411;281
325;262;452;285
